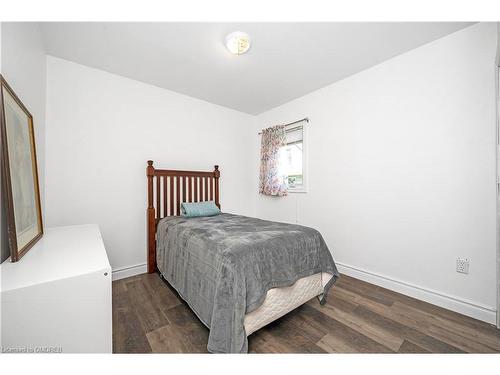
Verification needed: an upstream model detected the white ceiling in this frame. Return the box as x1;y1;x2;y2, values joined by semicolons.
40;22;474;115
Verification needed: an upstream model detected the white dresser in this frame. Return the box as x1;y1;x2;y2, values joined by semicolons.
0;224;112;353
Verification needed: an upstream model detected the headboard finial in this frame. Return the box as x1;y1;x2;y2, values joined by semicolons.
147;160;155;177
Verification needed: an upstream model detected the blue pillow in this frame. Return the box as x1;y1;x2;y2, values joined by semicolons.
181;201;221;217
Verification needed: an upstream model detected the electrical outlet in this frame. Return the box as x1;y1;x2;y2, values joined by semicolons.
456;257;470;274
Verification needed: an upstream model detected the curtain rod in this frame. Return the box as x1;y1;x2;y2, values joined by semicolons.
258;117;309;135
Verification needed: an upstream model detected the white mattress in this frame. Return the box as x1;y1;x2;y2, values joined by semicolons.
244;272;332;336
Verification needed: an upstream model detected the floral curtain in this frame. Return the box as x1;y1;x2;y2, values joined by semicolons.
259;125;288;196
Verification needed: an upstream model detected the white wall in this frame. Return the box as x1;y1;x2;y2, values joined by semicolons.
45;56;256;274
254;23;498;323
1;22;46;263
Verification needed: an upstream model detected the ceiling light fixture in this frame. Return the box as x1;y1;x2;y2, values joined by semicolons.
225;32;251;55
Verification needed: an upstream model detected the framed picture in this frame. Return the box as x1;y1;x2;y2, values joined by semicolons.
0;75;43;262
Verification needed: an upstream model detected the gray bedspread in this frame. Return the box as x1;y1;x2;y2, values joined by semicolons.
156;213;339;353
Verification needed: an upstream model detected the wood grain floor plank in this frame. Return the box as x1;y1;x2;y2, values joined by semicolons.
398;340;430;353
126;279;170;333
425;324;497;353
351;305;464;353
298;304;393;353
388;302;500;352
113;308;153;353
112;281;152;353
308;297;404;351
279;306;330;343
147;324;208;353
336;275;394;307
249;329;289;353
317;333;359;353
112;280;127;295
161;303;210;352
334;286;392;313
257;315;327;353
320;293;359;314
142;274;183;311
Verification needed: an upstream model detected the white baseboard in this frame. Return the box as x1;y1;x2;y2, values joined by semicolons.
336;262;497;325
112;263;147;281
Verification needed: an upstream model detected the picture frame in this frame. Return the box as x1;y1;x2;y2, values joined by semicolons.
0;75;43;262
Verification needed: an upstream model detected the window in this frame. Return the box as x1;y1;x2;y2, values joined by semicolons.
279;120;307;192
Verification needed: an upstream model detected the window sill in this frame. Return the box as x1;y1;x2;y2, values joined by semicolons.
288;189;308;194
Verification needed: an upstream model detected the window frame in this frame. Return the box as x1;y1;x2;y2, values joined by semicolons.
284;120;308;194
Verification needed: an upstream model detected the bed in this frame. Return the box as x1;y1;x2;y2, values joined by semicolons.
146;161;339;353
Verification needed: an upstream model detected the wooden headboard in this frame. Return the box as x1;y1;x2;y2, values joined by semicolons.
146;160;220;273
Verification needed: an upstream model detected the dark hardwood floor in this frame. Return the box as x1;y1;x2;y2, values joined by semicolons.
112;273;500;353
